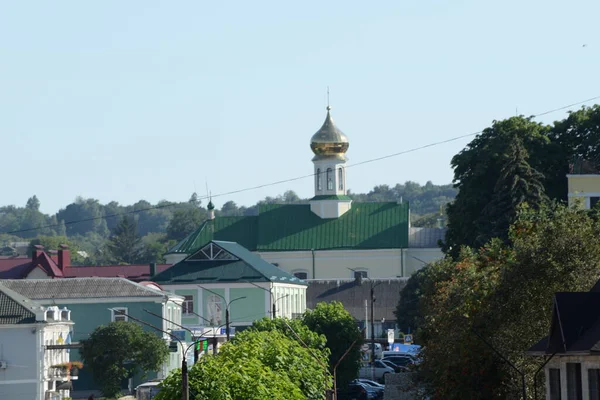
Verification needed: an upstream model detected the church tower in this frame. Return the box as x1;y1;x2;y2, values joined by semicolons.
309;106;352;218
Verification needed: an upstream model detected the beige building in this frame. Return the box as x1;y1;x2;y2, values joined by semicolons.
165;107;445;279
568;174;600;209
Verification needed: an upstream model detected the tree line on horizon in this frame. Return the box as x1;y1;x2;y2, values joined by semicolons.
0;181;455;265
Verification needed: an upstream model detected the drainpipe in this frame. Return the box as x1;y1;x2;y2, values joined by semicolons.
311;249;316;279
400;248;404;277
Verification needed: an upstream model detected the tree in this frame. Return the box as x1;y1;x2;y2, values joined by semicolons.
81;321;168;398
26;195;40;211
303;301;363;389
474;136;548;245
250;316;328;351
220;200;240;216
156;329;326;400
165;207;206;242
414;203;600;398
106;216;140;264
188;192;201;207
443;116;554;256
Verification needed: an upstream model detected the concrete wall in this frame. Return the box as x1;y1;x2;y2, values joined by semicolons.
0;325;40;400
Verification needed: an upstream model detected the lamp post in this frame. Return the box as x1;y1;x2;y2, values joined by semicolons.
197;286;246;341
109;308;196;400
245;281;289;319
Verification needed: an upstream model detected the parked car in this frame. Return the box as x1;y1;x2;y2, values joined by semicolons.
382;354;417;368
380;358;409;373
359;360;394;382
135;380;162;400
352;378;385;389
337;382;383;400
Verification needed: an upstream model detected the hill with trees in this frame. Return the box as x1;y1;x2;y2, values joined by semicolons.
0;181;455;265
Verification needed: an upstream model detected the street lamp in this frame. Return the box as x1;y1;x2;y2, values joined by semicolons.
109;308;196;400
143;309;201;362
245;281;289;319
197;286;246;341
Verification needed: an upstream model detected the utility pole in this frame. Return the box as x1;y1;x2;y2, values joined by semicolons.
245;281;288;319
371;286;376;380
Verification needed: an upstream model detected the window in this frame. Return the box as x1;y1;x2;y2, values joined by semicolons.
294;272;308;280
354;270;368;279
591;197;600;209
567;363;582;400
590;369;600;400
111;307;128;322
326;168;333;190
183;295;194;315
316;168;322;191
549;368;562;400
338;168;344;190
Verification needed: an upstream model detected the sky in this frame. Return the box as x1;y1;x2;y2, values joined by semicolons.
1;1;599;214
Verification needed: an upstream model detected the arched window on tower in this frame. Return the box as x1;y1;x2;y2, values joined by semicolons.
327;168;333;190
316;168;322;191
338;168;344;191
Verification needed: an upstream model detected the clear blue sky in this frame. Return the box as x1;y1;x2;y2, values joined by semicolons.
1;1;598;214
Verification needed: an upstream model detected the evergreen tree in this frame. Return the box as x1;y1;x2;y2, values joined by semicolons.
106;216;140;264
475;136;548;245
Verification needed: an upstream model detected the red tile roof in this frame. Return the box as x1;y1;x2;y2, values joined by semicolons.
63;264;171;282
0;252;171;282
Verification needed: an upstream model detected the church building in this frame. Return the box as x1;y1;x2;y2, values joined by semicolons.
165;107;445;280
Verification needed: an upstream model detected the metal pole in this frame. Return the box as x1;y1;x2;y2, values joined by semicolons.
226;308;230;341
182;359;189;400
370;286;376;380
272;302;277;319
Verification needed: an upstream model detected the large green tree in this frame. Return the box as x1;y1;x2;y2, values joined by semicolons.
443;116;555;255
81;321;169;398
415;203;600;399
156;329;328;400
303;301;363;389
475;136;548;245
106;216;140;264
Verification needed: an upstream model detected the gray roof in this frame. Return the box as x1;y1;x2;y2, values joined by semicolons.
306;278;407;322
408;227;446;248
0;283;42;325
0;278;167;300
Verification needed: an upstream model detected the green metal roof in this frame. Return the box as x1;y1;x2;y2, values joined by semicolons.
0;283;39;325
167;202;409;254
168;216;258;254
154;241;307;285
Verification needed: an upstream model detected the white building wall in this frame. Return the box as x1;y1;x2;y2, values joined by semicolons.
0;326;41;400
258;248;444;280
545;355;600;400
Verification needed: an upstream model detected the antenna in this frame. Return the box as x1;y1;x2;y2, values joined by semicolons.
327;86;331;110
205;179;209;200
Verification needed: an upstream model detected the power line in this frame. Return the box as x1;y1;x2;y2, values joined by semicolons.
2;94;599;236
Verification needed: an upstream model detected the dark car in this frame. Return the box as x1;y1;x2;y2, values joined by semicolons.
337;382;383;400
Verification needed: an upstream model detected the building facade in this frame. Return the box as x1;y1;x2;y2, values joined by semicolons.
0;278;183;396
153;240;307;348
0;283;73;400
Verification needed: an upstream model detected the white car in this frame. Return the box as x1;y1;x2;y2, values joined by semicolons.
359;360;394;381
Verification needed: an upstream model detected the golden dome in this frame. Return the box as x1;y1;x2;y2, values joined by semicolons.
310;107;349;157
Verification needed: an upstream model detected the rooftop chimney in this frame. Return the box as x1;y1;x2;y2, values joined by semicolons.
57;244;70;271
32;245;44;262
149;262;157;278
